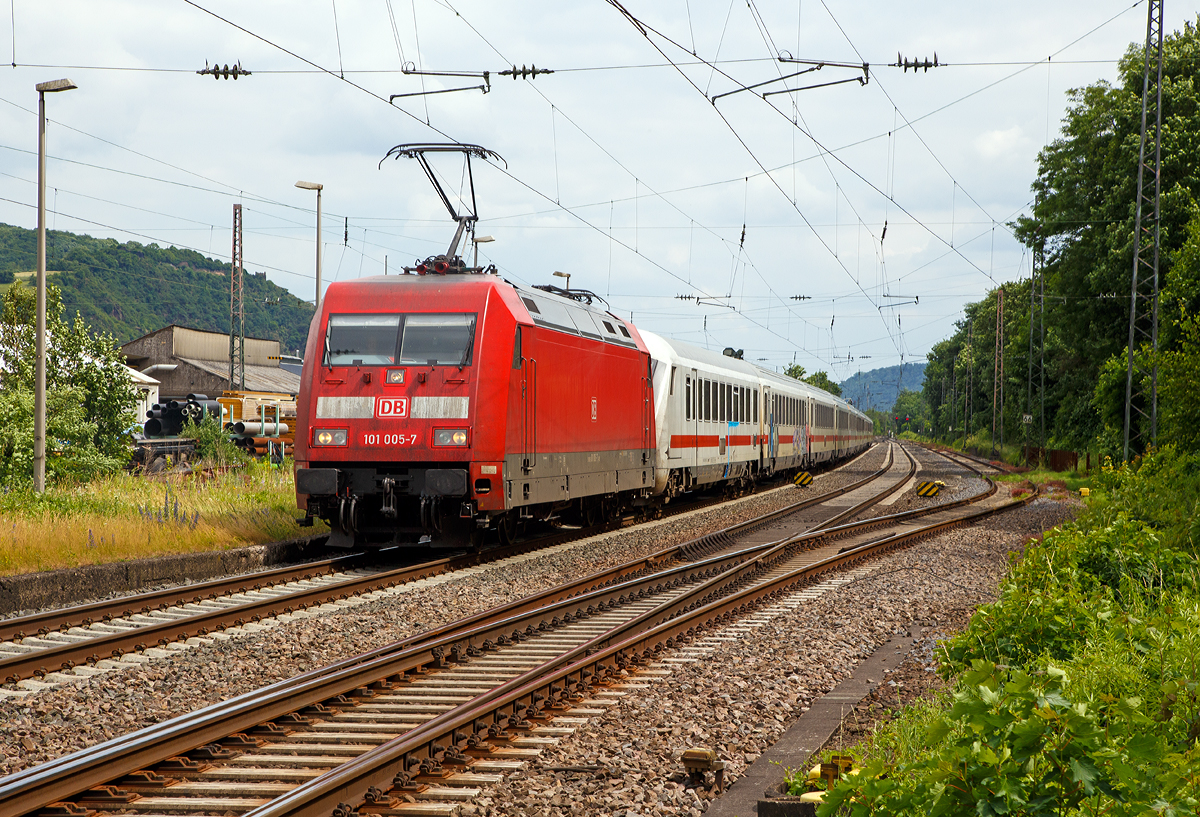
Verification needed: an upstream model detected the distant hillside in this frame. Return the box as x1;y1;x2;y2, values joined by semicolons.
840;362;926;411
0;224;314;354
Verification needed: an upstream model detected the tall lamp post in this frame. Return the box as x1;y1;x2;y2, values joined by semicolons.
295;181;323;308
34;78;77;494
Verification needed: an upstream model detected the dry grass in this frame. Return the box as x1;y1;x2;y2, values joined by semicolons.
0;462;328;576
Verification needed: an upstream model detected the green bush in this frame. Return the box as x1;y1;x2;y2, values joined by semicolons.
182;414;247;467
821;445;1200;815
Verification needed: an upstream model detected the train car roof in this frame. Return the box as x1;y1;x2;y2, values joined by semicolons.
642;330;867;420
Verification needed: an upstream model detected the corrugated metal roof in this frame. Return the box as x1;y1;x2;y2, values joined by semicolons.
177;357;301;396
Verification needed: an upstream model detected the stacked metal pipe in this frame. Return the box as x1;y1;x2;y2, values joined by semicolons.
144;394;222;437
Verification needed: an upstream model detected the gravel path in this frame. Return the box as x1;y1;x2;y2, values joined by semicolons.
0;445;890;775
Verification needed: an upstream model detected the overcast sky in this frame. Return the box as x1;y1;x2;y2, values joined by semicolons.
2;0;1195;381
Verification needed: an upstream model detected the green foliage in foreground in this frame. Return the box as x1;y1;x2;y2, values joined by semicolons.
182;415;248;467
820;446;1200;816
0;280;136;487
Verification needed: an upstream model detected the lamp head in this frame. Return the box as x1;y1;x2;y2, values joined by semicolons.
36;78;77;94
473;235;495;244
552;271;569;279
295;181;323;191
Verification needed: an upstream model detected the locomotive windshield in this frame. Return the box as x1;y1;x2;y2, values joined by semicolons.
324;313;477;367
398;314;476;365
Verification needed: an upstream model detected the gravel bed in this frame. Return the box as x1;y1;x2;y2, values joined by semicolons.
467;495;1080;816
0;445;889;776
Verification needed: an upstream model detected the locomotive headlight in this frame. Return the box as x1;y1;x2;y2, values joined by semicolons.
433;429;469;447
386;368;405;384
313;428;348;446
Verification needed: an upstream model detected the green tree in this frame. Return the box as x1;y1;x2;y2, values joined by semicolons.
1013;19;1200;450
803;370;841;397
784;363;843;397
0;280;136;486
891;389;926;434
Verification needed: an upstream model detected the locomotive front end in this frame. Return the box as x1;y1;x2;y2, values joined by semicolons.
294;275;514;547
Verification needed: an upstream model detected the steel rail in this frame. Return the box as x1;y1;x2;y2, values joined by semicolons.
920;442;1015;473
0;445;981;817
0;531;574;685
0;443;887;684
243;481;1040;817
0;446;900;816
0;530;790;817
0;548;356;643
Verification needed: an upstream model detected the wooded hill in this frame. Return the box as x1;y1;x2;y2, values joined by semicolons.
840;363;926;412
0;223;315;353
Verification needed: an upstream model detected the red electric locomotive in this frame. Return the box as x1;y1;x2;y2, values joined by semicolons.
294;270;655;548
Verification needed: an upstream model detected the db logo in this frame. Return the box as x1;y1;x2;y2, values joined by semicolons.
591;397;597;421
376;397;409;418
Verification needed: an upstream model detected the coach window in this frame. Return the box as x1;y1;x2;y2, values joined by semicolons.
753;389;759;422
685;377;692;421
670;366;677;395
703;380;711;422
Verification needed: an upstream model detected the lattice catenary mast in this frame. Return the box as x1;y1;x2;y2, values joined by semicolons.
1124;0;1164;461
229;204;245;390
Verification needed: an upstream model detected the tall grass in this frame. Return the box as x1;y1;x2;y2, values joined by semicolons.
0;461;327;576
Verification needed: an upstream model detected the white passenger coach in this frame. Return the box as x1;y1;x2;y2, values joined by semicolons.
641;332;873;498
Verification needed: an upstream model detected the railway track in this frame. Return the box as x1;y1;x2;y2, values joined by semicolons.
0;442;1035;817
0;445;893;690
919;442;1014;474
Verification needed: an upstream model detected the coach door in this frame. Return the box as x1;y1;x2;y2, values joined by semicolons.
522;349;537;474
642;360;653;465
685;369;698;470
667;366;682;461
762;385;775;469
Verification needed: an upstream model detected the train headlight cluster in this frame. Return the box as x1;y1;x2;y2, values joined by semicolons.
433;429;469;447
386;369;405;384
313;428;348;446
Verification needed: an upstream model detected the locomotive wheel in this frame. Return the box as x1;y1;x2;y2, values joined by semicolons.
468;529;487;550
599;495;618;522
498;512;519;546
582;500;601;528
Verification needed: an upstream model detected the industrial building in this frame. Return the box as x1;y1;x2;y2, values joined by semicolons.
121;325;300;400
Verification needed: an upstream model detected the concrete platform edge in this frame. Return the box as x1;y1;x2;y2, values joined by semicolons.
703;628;924;817
0;536;327;616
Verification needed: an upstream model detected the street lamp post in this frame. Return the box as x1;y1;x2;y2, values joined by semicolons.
34;78;77;494
472;235;494;268
295;181;323;308
552;270;570;291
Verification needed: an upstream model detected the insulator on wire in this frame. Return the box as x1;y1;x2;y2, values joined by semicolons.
197;61;252;80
